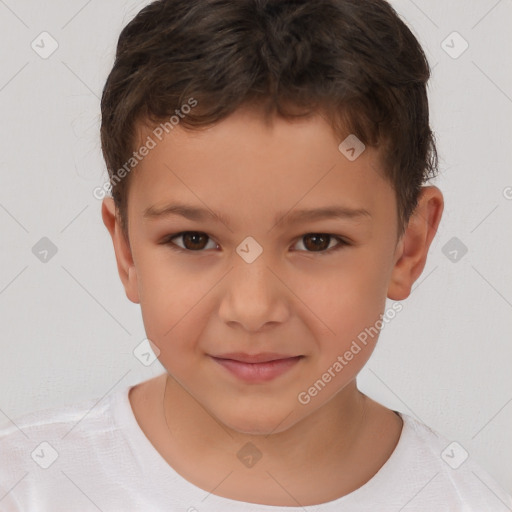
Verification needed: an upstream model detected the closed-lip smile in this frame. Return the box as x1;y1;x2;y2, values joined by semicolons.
211;352;303;363
209;353;304;382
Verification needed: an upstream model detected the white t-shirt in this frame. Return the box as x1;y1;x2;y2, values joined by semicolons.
1;381;511;511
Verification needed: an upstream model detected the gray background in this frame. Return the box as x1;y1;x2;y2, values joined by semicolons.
1;0;511;496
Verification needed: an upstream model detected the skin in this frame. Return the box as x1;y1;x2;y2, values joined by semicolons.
102;106;444;506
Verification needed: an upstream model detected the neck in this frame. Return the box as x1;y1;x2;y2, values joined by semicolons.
162;372;368;470
151;372;402;506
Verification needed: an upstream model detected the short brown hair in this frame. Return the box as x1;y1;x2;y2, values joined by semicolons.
100;0;438;241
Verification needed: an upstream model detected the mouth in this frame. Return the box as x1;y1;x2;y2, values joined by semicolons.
209;353;304;383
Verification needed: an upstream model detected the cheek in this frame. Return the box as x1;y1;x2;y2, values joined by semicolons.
305;259;386;326
135;255;208;350
299;253;390;363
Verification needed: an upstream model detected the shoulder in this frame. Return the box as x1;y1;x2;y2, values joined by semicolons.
0;392;104;457
389;412;512;510
0;386;132;510
0;391;118;464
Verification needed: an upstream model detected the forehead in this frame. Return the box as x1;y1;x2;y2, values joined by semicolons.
128;108;394;229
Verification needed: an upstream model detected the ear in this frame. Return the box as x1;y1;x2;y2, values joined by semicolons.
387;186;444;300
101;197;140;304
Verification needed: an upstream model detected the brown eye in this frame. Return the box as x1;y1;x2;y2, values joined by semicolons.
166;232;217;251
163;232;348;254
293;233;348;253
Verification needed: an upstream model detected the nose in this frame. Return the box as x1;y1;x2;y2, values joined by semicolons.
217;257;290;333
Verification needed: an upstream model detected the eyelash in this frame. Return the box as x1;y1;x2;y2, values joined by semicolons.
161;231;350;255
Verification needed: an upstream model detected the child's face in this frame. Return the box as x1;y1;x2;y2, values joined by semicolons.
107;107;408;434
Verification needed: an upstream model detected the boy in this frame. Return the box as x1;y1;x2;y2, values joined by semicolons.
1;0;511;510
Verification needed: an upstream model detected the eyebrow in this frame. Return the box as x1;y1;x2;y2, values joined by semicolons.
143;202;371;228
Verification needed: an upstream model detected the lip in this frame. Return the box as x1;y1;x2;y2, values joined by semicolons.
210;354;304;383
211;352;301;363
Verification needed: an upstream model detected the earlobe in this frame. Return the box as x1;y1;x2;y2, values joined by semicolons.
387;186;444;300
101;198;140;304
